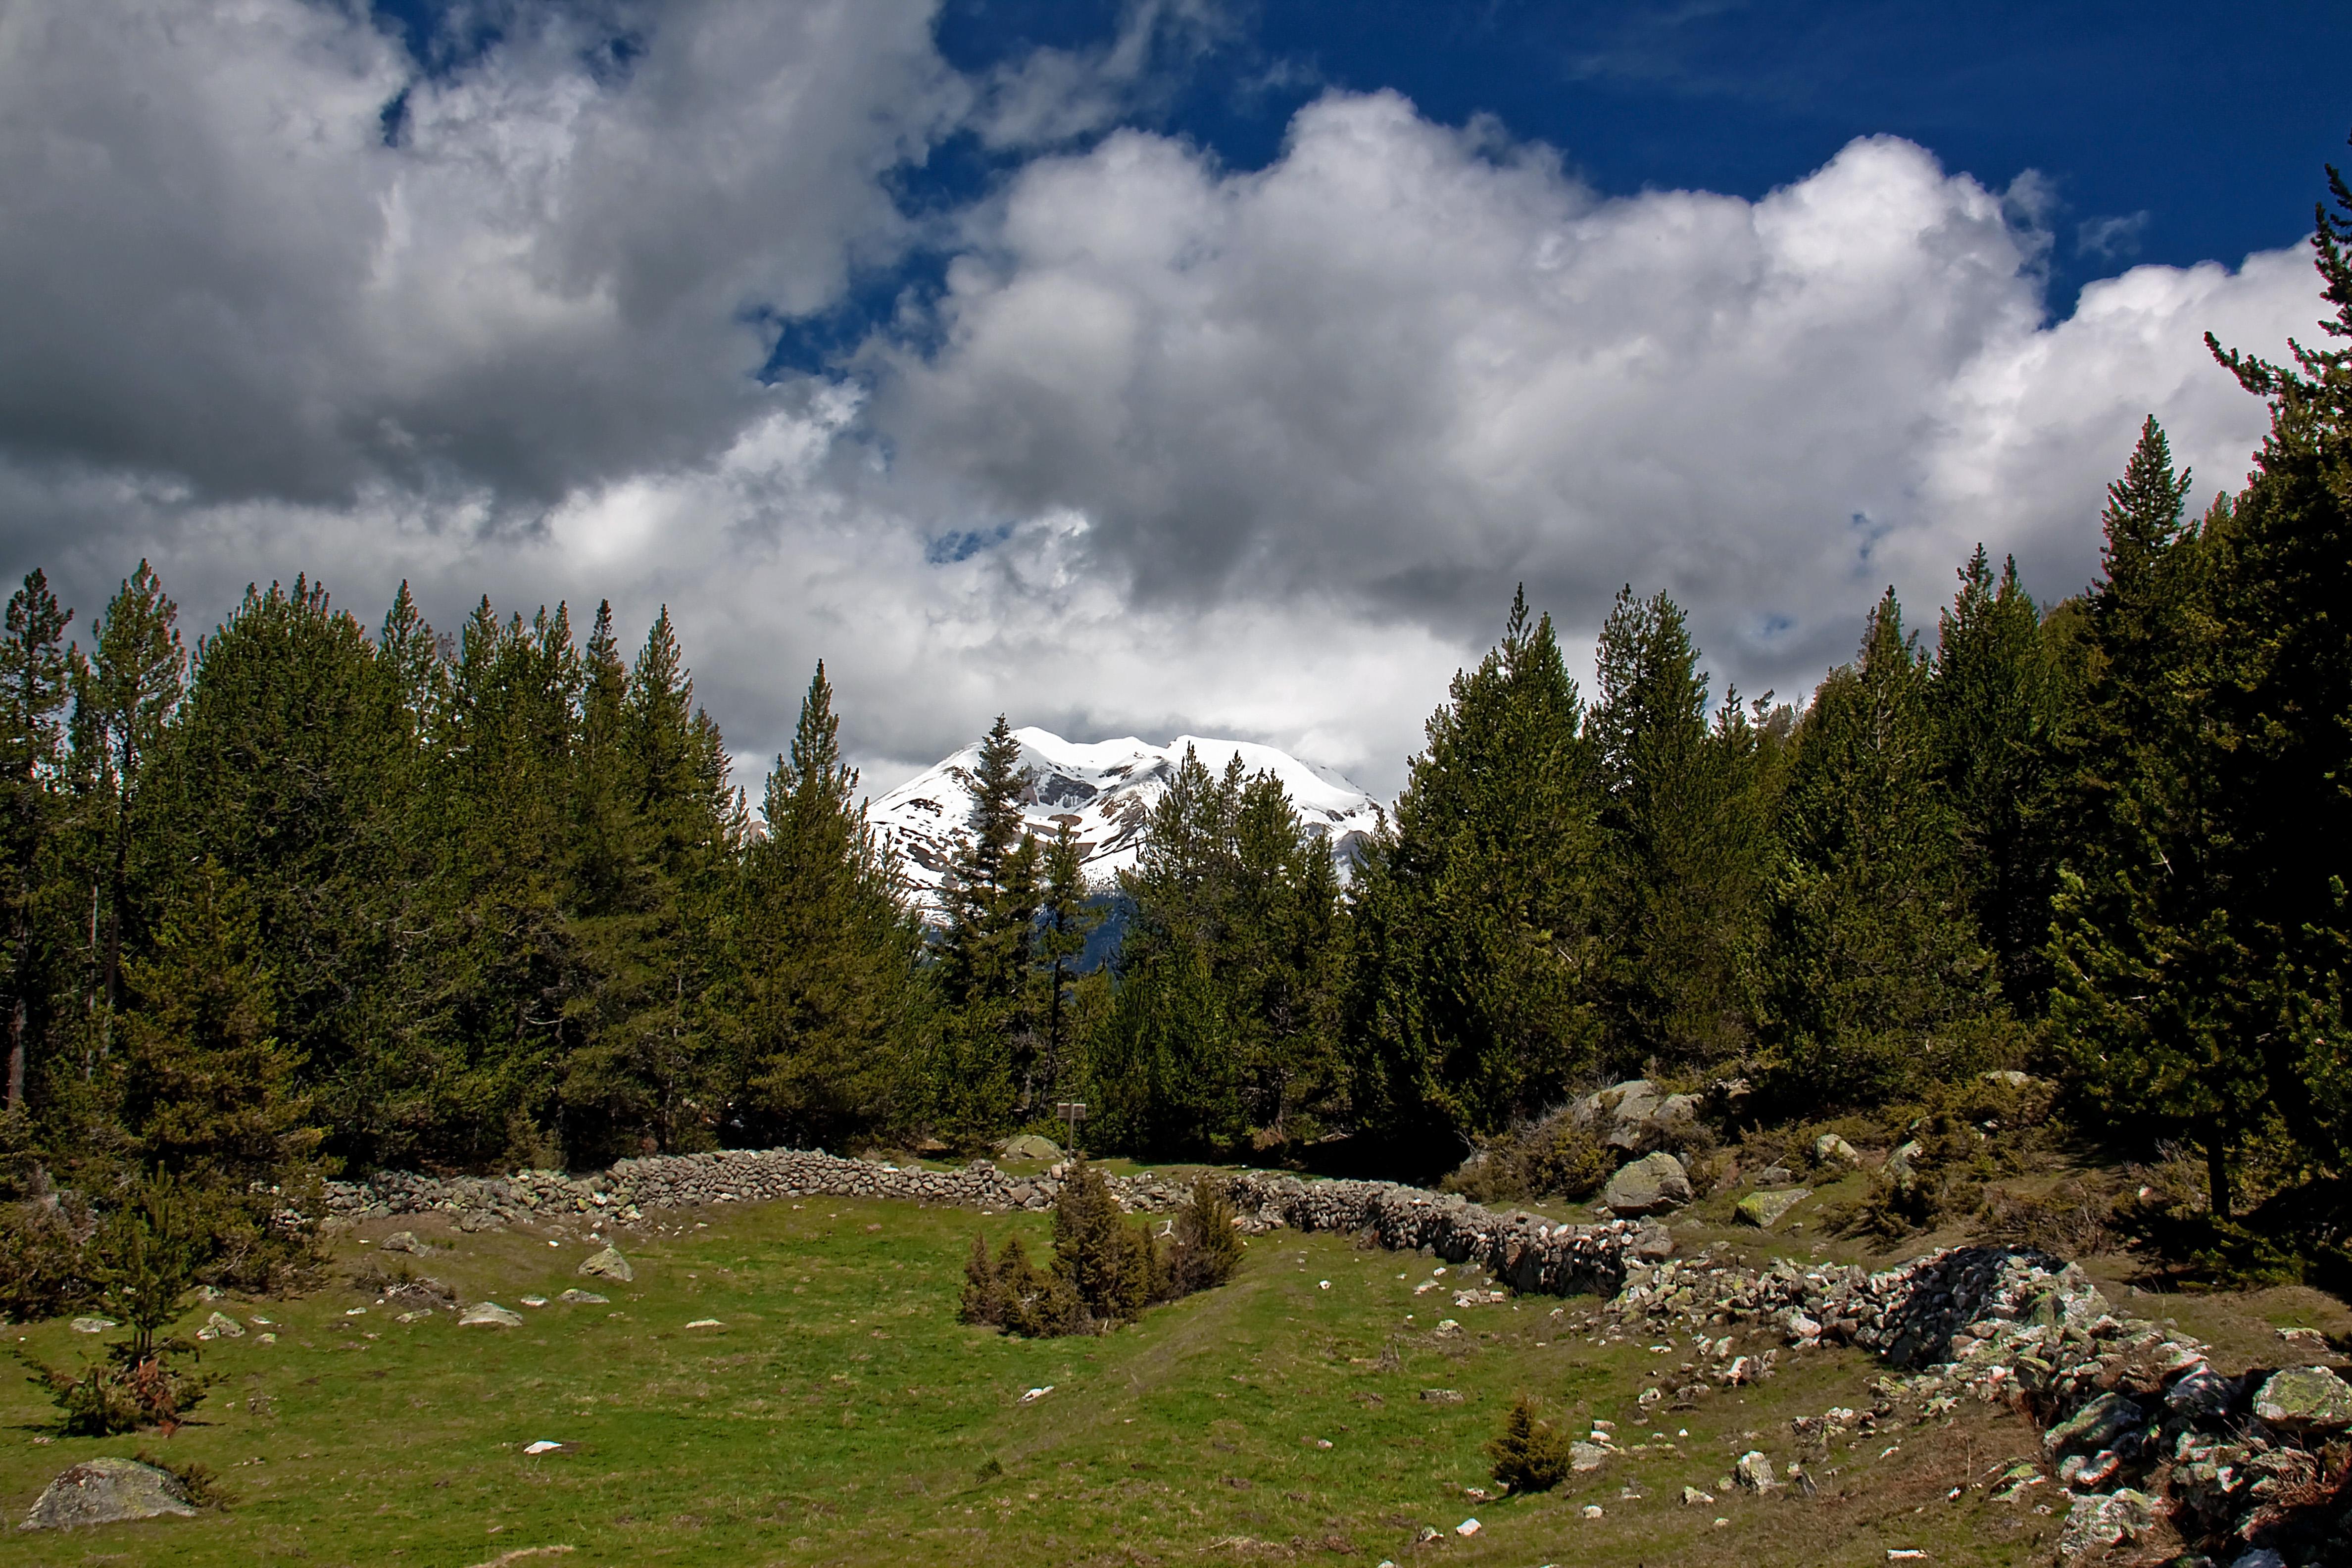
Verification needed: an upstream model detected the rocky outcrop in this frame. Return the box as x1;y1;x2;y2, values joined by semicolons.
1601;1152;1692;1217
1600;1244;2352;1565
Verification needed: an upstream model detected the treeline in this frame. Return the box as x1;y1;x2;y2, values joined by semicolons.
4;161;2351;1285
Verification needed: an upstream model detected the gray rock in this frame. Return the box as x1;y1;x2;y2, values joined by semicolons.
2252;1364;2352;1432
1602;1152;1691;1217
378;1230;423;1253
1568;1441;1610;1472
2044;1392;2142;1456
558;1288;609;1305
1733;1451;1777;1491
68;1317;115;1334
19;1457;196;1530
195;1310;244;1341
1419;1388;1464;1403
458;1302;524;1327
578;1246;634;1283
1630;1221;1675;1261
1981;1069;2033;1089
1813;1133;1861;1167
2228;1552;2286;1568
996;1134;1064;1162
1734;1187;1811;1229
2057;1489;2156;1562
1884;1139;1923;1185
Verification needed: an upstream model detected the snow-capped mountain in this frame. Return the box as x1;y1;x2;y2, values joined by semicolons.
868;728;1383;915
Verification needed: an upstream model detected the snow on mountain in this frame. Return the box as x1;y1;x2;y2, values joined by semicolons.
868;728;1383;915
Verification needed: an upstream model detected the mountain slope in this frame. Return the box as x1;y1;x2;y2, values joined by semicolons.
868;727;1383;914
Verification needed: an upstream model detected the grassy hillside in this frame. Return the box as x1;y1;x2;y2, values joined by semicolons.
0;1182;2329;1568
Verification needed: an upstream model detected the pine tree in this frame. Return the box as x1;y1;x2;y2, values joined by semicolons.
1931;547;2067;1008
730;663;926;1148
68;562;184;1027
933;716;1036;1141
1588;587;1775;1076
114;860;320;1188
1031;821;1099;1111
1765;589;2001;1106
1347;588;1604;1150
0;570;71;1110
2046;419;2253;1211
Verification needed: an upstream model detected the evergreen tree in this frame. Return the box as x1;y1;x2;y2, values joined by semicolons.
1588;588;1776;1076
68;562;184;1028
730;663;927;1148
1346;588;1604;1152
1764;589;2001;1106
2046;419;2252;1210
934;716;1036;1141
1030;821;1099;1111
114;860;319;1189
0;570;71;1109
1090;750;1343;1152
1931;548;2068;1008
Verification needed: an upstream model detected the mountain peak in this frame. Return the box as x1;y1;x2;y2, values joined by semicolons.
869;728;1382;915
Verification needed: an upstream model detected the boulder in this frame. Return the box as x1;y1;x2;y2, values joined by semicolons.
19;1457;196;1529
1813;1133;1861;1167
1568;1441;1609;1472
1884;1139;1923;1186
1733;1451;1777;1492
996;1134;1064;1163
1602;1152;1691;1218
1981;1069;2033;1089
458;1302;524;1327
558;1288;609;1305
378;1230;423;1254
1630;1221;1675;1261
1735;1188;1810;1229
578;1246;634;1283
2252;1364;2352;1433
68;1317;115;1334
1575;1079;1700;1152
195;1310;245;1341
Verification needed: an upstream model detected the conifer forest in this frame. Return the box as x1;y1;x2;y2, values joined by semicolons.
6;165;2352;1314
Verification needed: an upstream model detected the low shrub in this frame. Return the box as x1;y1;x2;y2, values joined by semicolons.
960;1163;1243;1337
1485;1394;1575;1492
1442;1113;1614;1204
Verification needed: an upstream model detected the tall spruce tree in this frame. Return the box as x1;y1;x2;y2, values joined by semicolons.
1931;548;2067;1008
934;716;1036;1140
1347;589;1604;1153
729;663;927;1148
0;571;71;1110
1765;589;2001;1106
2046;420;2253;1211
1588;588;1775;1076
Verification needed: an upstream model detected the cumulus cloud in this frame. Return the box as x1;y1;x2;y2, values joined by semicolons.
0;9;2330;801
872;91;2319;710
0;0;960;505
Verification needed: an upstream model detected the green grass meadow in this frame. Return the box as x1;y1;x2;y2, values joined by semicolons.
0;1195;2065;1567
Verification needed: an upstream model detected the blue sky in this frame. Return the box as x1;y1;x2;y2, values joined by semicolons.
0;0;2344;792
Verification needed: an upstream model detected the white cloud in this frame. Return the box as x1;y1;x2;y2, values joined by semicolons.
872;92;2319;717
0;14;2329;802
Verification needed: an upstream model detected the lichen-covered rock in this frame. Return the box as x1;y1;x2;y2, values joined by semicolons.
1733;1451;1777;1492
2252;1364;2352;1433
1813;1133;1861;1166
2057;1489;2156;1562
578;1247;634;1283
195;1310;244;1341
996;1134;1063;1162
19;1457;196;1530
1602;1152;1691;1217
1734;1188;1810;1228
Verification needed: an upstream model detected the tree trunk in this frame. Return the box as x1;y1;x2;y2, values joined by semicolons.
2205;1128;2233;1220
5;993;23;1110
